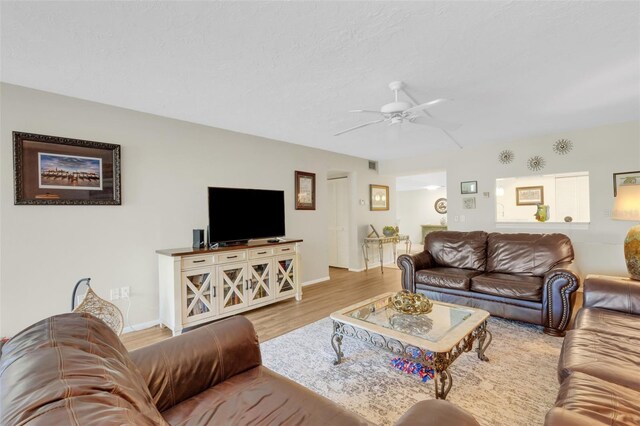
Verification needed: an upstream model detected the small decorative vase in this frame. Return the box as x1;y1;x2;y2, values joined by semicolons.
383;229;395;237
535;204;549;222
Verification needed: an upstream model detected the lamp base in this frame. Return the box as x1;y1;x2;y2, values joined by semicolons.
624;224;640;281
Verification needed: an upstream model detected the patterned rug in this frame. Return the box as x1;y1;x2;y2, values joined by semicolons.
260;316;562;426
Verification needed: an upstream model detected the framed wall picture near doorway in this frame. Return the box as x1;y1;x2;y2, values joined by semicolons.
295;170;316;210
370;184;389;211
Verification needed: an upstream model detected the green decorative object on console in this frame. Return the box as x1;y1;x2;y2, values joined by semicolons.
383;226;397;237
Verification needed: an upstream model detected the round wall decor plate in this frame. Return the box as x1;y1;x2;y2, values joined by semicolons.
434;198;447;214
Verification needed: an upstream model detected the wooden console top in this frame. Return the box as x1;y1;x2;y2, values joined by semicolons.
156;238;303;257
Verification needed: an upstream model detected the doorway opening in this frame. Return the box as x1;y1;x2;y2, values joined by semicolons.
395;171;447;249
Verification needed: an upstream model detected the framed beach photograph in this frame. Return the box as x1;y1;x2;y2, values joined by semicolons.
295;170;316;210
516;185;544;206
460;181;477;194
370;184;389;211
613;171;640;196
13;132;121;205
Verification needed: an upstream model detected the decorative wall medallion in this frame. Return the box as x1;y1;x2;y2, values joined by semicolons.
434;198;447;214
553;138;573;155
527;156;546;172
498;150;514;164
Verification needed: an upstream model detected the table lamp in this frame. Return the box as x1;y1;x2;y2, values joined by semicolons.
612;183;640;280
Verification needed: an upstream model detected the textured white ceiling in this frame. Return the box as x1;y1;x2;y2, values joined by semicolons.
1;2;639;160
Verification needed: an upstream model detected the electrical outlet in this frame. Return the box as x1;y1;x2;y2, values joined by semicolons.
110;288;120;301
120;286;130;299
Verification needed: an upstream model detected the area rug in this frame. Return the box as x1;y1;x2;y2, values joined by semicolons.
260;316;562;426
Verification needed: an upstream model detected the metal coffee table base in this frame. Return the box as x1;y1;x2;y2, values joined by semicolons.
330;320;492;400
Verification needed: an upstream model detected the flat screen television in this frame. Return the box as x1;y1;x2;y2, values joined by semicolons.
208;187;285;245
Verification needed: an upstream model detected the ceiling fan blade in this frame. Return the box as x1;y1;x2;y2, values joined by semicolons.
349;109;382;115
410;115;461;131
399;86;463;149
334;119;385;136
404;98;448;114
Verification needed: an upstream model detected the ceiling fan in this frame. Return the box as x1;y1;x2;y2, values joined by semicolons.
335;81;462;148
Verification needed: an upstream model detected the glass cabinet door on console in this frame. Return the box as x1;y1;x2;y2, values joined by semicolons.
218;262;248;314
275;255;296;298
248;259;274;305
181;269;215;324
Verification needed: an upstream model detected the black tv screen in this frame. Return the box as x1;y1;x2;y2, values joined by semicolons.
208;187;285;244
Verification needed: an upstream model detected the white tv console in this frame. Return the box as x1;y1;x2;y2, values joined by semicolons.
156;239;302;336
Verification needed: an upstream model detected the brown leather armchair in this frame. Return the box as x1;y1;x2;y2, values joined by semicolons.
1;312;464;425
398;231;580;336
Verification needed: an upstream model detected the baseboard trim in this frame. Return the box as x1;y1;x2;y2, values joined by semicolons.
302;276;330;287
349;261;396;273
122;319;160;334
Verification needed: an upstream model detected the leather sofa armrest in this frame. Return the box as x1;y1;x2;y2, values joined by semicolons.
397;251;434;293
129;316;261;412
583;274;640;315
394;400;480;426
542;261;580;335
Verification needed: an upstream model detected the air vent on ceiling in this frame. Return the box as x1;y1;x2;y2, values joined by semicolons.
368;160;378;171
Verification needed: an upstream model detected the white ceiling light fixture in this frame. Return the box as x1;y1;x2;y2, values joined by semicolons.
335;81;462;149
425;185;441;191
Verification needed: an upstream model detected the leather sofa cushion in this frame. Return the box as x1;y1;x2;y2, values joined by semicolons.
0;313;166;426
549;372;640;426
558;329;640;390
574;307;640;337
415;267;483;290
471;273;543;302
486;233;573;276
425;231;488;270
161;366;370;425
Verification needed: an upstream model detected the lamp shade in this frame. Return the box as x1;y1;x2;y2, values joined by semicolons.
612;184;640;221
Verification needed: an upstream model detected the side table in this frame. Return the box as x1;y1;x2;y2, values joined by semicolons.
362;234;412;274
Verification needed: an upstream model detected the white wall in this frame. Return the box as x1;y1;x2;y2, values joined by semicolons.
396;188;447;244
381;121;640;279
0;84;396;336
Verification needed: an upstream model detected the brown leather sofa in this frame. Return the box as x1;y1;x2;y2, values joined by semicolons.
0;312;474;425
398;231;580;336
545;274;640;425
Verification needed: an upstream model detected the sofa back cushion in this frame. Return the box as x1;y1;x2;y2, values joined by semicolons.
0;313;166;426
425;231;488;270
486;232;574;276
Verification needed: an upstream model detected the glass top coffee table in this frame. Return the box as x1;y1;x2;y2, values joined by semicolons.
330;292;492;400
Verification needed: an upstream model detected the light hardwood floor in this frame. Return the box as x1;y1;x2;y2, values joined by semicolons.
121;267;403;351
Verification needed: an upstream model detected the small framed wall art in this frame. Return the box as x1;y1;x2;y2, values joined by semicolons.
13;132;121;205
463;197;476;209
613;171;640;197
461;181;478;194
295;170;316;210
370;184;389;211
516;186;544;206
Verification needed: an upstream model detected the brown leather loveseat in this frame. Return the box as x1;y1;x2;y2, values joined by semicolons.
545;275;640;425
0;312;467;425
398;231;580;336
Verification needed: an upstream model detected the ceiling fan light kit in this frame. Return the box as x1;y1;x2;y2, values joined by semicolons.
334;80;461;145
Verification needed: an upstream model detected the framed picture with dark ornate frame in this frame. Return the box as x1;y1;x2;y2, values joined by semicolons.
370;184;389;211
460;180;477;194
613;171;640;197
13;132;121;205
295;170;316;210
516;185;544;206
